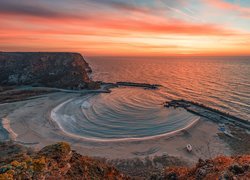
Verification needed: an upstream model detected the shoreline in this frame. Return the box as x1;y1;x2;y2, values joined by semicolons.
0;88;233;162
164;100;250;130
0;84;249;163
1;117;18;141
50;96;201;142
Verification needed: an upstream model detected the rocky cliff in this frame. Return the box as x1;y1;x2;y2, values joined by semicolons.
0;52;98;89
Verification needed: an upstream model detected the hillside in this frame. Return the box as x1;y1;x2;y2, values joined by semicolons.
0;142;129;179
0;52;99;89
0;142;249;179
162;156;250;179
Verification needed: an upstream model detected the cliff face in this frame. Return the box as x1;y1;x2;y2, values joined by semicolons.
0;52;97;89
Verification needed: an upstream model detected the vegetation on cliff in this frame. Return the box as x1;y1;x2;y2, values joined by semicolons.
0;142;129;179
0;52;99;90
0;141;249;179
163;155;250;179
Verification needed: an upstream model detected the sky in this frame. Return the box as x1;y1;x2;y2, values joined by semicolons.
0;0;250;56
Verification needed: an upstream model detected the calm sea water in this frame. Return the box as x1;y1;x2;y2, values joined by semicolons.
87;56;250;121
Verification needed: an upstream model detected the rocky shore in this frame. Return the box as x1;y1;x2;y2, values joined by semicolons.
116;82;160;89
164;99;250;130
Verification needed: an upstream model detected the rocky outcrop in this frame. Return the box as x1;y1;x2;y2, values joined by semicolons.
0;52;99;89
0;142;130;179
162;156;250;179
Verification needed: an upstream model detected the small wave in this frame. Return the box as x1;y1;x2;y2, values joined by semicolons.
90;57;250;120
50;88;200;142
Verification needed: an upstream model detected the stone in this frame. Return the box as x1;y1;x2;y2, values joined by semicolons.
229;164;245;175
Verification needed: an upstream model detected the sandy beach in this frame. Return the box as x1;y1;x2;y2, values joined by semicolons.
0;91;231;163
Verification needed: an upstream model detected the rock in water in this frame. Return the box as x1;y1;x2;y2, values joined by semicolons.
0;52;98;89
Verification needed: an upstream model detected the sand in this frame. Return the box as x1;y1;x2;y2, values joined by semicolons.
0;92;231;163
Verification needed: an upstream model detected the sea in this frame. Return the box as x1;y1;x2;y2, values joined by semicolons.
87;56;250;121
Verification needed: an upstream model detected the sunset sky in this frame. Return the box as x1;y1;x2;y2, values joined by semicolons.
1;0;250;56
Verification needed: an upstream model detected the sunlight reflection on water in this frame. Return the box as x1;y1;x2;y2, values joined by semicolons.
88;56;250;121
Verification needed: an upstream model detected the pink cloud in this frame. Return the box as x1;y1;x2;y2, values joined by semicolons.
0;11;239;37
205;0;250;18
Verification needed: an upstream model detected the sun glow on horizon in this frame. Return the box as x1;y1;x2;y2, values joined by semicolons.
0;0;250;56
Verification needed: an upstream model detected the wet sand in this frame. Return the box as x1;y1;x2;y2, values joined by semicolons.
51;91;200;142
0;91;231;163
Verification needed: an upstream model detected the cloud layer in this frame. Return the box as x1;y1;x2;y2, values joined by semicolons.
0;0;250;55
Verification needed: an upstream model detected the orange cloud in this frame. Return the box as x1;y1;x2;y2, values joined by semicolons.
0;12;239;37
0;0;250;56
